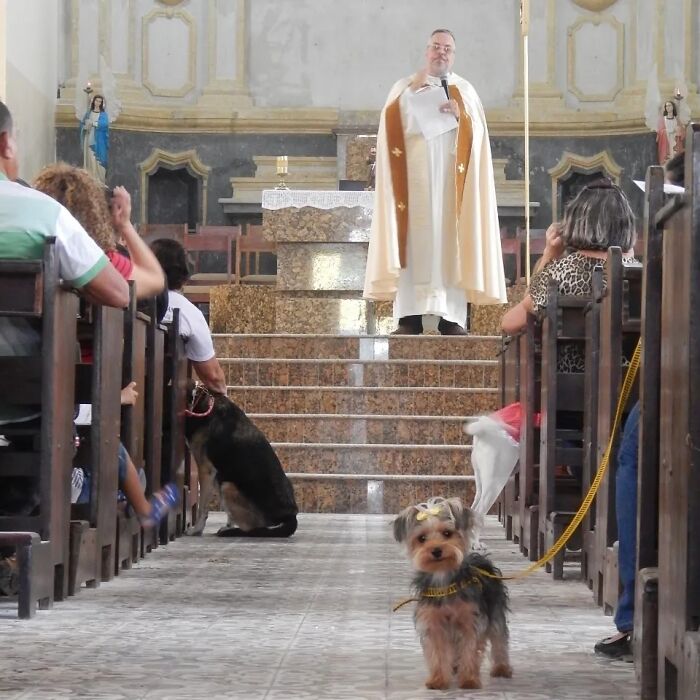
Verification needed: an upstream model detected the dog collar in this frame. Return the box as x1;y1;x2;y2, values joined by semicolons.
392;573;483;612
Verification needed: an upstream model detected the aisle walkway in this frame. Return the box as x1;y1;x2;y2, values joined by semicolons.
1;514;636;699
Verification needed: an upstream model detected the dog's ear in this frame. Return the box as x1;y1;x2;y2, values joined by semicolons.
392;506;415;543
444;497;475;535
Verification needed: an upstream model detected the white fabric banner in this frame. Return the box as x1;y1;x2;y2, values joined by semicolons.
262;189;375;211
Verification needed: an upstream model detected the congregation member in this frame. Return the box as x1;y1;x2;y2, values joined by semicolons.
150;238;227;396
364;28;506;336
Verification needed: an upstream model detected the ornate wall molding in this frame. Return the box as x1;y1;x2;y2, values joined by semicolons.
567;14;624;102
572;0;618;11
548;150;622;219
141;8;196;98
138;148;211;224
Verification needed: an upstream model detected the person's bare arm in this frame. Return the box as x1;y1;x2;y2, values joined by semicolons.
532;222;564;276
191;357;227;396
111;186;165;299
81;262;130;308
501;294;535;335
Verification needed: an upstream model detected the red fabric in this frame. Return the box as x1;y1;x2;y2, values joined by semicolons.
107;250;133;280
489;402;540;442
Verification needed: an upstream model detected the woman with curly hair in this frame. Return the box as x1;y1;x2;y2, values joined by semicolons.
33;163;176;528
33;163;164;299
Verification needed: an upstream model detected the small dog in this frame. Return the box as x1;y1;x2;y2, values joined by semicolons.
393;497;512;690
184;384;298;538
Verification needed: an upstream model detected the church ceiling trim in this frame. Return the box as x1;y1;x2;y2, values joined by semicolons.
548;150;623;220
142;8;196;98
567;14;624;103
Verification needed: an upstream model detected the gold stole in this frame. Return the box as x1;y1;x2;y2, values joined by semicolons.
385;84;473;267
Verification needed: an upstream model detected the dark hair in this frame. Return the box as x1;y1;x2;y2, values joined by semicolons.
0;101;13;136
665;150;685;187
150;238;190;290
663;101;677;118
431;28;455;42
561;180;636;252
90;94;106;112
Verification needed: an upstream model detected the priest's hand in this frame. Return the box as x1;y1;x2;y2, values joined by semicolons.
440;99;460;119
411;69;430;92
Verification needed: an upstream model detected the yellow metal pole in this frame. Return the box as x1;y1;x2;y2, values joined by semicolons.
521;0;531;284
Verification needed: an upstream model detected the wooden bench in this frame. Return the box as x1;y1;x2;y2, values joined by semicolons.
654;124;700;698
517;315;541;561
0;240;79;612
498;333;521;541
116;286;147;571
538;283;589;579
632;165;665;699
592;248;642;613
70;302;123;594
160;310;188;544
581;269;603;591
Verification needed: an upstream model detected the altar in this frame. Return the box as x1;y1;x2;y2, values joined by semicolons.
261;189;392;335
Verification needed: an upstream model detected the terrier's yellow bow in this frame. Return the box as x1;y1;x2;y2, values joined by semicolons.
415;506;441;521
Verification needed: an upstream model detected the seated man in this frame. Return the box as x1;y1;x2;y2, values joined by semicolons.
150;238;226;395
0;99;129;427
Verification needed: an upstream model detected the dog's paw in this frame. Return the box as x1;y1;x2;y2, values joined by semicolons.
185;526;204;537
457;676;482;690
425;675;450;690
491;663;513;678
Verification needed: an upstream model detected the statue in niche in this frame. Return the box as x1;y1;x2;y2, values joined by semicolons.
366;146;377;191
80;94;110;183
656;99;686;165
75;57;122;184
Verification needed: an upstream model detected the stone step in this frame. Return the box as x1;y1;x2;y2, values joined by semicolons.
222;358;499;389
228;385;499;416
249;413;473;445
274;442;472;476
288;474;476;514
213;333;501;361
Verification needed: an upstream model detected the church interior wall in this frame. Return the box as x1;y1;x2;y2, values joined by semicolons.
42;0;700;228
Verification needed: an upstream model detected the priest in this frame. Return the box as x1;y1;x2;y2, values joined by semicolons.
363;28;507;335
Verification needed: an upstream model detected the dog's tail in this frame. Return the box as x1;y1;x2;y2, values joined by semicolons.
216;515;298;538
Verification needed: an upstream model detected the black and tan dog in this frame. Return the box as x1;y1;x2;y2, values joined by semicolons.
393;497;512;690
184;384;298;537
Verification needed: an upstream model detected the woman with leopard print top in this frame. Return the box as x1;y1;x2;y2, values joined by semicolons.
501;180;639;373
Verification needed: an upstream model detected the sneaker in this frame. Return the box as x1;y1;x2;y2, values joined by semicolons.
594;632;632;660
139;483;179;528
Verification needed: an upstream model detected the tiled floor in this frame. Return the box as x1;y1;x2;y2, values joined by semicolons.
0;514;637;700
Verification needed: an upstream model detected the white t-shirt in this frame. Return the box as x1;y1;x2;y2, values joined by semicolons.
162;290;216;362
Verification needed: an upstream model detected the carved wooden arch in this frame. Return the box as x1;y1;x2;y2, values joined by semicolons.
548;150;623;220
138;148;211;225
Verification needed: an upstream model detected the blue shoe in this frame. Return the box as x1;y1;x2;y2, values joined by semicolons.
139;483;178;528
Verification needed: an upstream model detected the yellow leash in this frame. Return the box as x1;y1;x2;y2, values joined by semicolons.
479;338;642;581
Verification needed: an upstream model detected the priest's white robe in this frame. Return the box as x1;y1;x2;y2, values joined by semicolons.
364;72;507;318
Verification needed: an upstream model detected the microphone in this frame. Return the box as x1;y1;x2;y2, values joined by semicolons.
440;78;450;100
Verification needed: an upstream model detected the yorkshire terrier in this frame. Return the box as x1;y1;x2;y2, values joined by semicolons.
393;496;512;690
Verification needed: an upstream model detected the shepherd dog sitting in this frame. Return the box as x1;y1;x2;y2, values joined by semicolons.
184;384;298;538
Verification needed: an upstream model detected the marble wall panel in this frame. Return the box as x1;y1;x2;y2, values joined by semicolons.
210;284;275;334
277;243;369;292
264;206;371;243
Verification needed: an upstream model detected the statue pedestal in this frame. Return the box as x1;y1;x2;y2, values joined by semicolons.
262;190;392;334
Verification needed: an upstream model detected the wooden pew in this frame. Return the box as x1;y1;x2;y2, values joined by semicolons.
655;125;700;698
69;303;123;594
498;333;520;541
592;248;642;612
0;240;78;612
518;315;541;561
581;269;603;590
142;298;166;555
632;164;665;699
116;286;147;571
160;309;188;544
538;281;588;579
